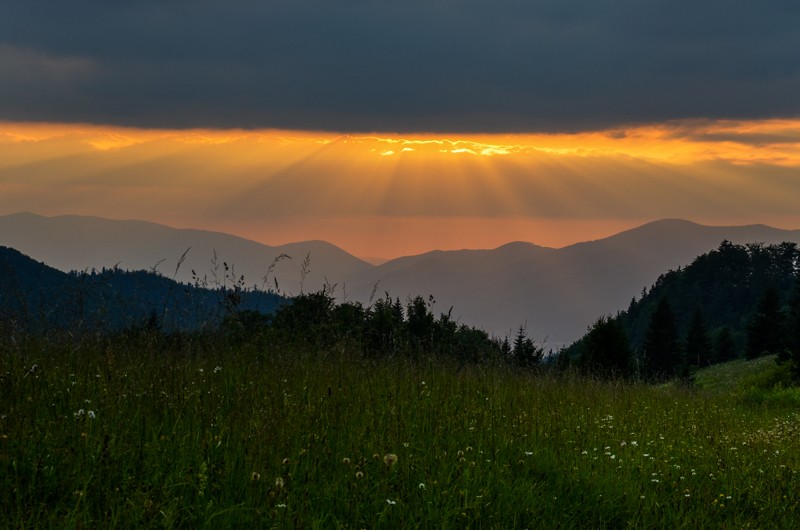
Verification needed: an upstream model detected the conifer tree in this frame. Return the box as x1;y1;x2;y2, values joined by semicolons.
784;274;800;378
745;286;784;360
642;298;681;381
406;295;434;354
580;316;633;378
685;308;712;367
512;325;543;368
714;326;737;363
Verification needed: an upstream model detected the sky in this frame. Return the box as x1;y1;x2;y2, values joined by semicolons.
1;1;799;260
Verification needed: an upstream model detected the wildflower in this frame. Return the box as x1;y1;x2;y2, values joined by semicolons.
355;471;364;479
87;410;96;419
418;483;426;490
275;477;284;488
74;409;85;418
251;472;261;481
386;499;396;505
282;458;290;465
277;504;287;509
342;457;351;465
384;453;398;467
213;366;222;374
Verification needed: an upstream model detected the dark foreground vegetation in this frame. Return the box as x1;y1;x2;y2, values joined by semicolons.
3;334;800;528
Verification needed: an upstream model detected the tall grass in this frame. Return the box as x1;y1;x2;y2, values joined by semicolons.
2;339;799;528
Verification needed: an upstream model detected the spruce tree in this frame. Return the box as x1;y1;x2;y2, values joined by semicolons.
642;298;681;381
714;326;737;363
512;325;543;368
745;286;784;360
580;316;633;378
785;274;800;378
685;308;712;367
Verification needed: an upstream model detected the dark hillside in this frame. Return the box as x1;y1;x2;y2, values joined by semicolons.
622;241;798;349
568;241;799;374
0;246;285;335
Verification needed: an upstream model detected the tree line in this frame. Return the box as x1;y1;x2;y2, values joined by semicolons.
222;290;545;368
571;241;800;382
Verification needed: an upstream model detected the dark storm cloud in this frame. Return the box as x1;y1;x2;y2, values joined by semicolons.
1;0;798;132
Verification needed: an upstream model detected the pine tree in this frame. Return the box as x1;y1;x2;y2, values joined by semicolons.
785;274;800;378
406;295;434;354
745;286;784;360
500;337;512;359
714;326;737;363
580;316;633;378
512;325;543;368
684;308;712;367
642;298;682;381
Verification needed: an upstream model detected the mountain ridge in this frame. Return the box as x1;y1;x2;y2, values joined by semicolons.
0;212;372;296
3;212;800;344
0;245;285;334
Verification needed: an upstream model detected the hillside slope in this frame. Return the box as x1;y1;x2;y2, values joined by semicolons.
0;246;285;334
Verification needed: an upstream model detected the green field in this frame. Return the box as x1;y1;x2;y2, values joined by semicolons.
3;340;799;528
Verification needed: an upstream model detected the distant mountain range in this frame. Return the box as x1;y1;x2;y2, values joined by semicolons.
0;212;372;295
2;212;800;345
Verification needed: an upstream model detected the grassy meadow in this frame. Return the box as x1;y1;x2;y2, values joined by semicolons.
2;339;800;528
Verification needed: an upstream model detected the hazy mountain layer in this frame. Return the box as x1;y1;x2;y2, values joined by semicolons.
3;213;799;344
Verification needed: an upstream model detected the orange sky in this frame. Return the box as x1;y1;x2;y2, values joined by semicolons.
2;119;800;260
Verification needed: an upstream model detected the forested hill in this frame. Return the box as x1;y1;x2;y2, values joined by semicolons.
567;240;800;378
0;246;286;335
